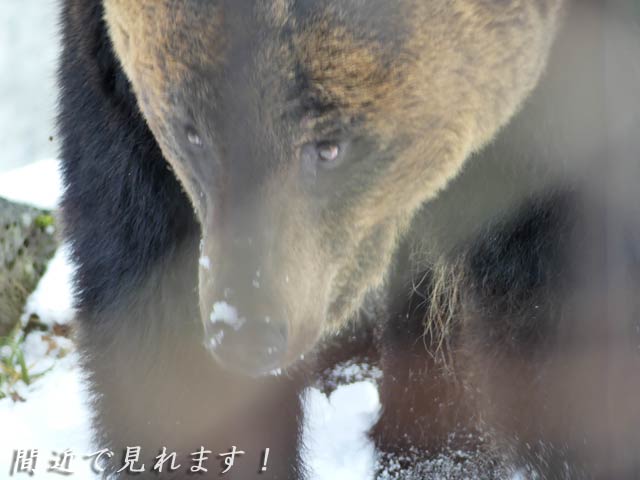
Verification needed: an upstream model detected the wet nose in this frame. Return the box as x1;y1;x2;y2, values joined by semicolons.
203;301;288;376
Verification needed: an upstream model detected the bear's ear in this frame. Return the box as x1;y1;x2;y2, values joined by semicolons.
61;1;136;111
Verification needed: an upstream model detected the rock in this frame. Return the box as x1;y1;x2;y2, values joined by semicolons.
0;197;58;336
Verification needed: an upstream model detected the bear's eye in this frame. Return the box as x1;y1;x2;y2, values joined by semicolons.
315;141;344;169
300;141;346;176
317;143;340;163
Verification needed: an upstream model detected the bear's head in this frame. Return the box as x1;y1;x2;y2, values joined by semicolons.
104;0;563;376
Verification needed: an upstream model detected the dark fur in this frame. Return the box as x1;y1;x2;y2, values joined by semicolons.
59;0;640;479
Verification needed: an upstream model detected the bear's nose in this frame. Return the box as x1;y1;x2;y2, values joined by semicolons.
204;301;288;377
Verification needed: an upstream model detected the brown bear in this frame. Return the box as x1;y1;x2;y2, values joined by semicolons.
58;0;640;478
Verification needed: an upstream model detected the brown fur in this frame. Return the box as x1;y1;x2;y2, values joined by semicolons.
103;0;564;365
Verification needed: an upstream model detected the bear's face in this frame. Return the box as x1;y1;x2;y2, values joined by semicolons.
104;0;563;376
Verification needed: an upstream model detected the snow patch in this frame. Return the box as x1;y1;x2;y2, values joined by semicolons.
0;229;92;477
332;361;383;385
209;301;246;331
302;381;381;480
199;256;212;270
208;329;225;349
0;159;63;210
21;244;75;327
0;353;97;479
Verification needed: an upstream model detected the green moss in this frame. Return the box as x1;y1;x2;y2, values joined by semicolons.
34;214;54;230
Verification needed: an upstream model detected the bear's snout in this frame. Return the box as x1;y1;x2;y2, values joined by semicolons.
197;233;296;376
204;301;289;377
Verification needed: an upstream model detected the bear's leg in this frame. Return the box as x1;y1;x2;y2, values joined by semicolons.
461;193;640;479
84;348;305;479
86;351;304;479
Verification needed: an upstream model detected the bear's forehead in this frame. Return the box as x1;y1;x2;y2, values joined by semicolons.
104;0;409;117
104;0;563;151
